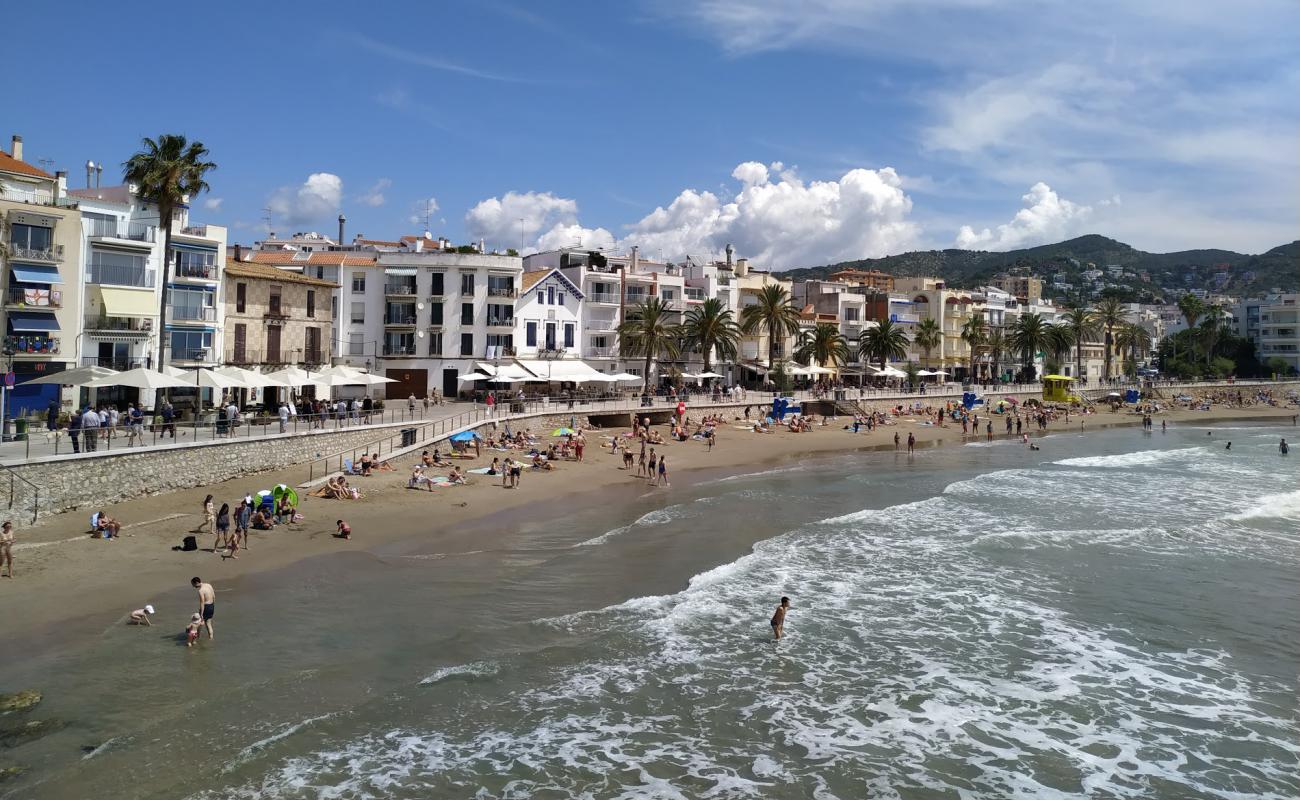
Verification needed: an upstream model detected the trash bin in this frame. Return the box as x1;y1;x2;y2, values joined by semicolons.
401;428;417;448
13;418;27;441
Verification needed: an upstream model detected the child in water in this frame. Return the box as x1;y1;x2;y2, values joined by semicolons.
186;613;203;647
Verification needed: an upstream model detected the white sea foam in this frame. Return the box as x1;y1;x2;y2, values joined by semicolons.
1228;489;1300;521
418;660;500;685
1053;446;1204;468
575;497;719;547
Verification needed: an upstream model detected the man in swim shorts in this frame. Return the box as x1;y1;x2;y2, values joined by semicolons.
192;577;216;640
771;596;790;641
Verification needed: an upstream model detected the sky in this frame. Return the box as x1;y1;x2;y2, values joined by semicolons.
6;0;1297;268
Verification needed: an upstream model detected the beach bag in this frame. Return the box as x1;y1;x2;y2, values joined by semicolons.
181;535;198;551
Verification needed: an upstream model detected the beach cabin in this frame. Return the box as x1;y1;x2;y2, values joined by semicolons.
1042;374;1075;403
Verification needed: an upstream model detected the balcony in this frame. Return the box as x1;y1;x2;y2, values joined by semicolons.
303;348;324;365
166;306;217;325
4;335;60;356
170;348;212;363
81;356;147;370
179;225;213;237
585;319;618;331
173;263;217;281
83;316;153;340
486;317;515;329
488;286;517;298
8;244;64;263
225;348;259;365
384;282;417;297
586;347;617;358
381;344;418;357
684;288;707;302
89;263;155;287
384;314;418;328
588;292;619;304
90;221;156;244
5;286;62;308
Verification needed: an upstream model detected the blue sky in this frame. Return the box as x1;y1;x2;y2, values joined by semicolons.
7;0;1296;267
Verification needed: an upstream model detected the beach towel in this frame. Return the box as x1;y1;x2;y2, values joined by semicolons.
467;467;493;474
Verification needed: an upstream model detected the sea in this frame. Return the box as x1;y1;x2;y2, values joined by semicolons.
4;422;1299;799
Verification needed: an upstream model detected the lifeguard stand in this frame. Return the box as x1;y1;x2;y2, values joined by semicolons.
1042;375;1075;403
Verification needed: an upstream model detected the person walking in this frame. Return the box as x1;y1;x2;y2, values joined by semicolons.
67;405;81;453
80;406;100;452
161;400;175;439
198;494;215;534
278;401;289;434
45;400;58;432
191;577;216;640
0;521;14;578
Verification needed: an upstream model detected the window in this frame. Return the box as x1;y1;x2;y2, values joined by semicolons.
331;295;337;321
545;322;557;350
170;287;214;321
305;327;321;362
307;290;316;318
269;285;282;316
428;332;442;356
661;289;674;302
235;283;246;313
9;223;53;253
429;302;443;325
88;250;150;286
591;335;608;350
351;272;366;293
564;323;574;348
526;321;537;347
430;272;444;296
169;330;212;361
844;307;860;321
348;332;364;356
232;324;247;360
266;325;282;362
557;292;565;307
487;333;513;351
461;303;474;325
350;302;365;324
173;249;216;278
547;286;555;305
488;275;513;297
487;304;512;326
461;273;475;294
460;332;474;356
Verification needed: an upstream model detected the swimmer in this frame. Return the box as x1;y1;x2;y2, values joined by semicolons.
770;596;790;641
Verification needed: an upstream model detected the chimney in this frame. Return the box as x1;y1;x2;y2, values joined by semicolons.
725;243;734;268
337;213;346;245
630;245;639;274
85;160;95;188
95;163;102;188
735;257;749;277
54;171;67;202
234;244;243;263
9;135;22;162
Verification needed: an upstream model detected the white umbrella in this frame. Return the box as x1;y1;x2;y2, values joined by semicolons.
805;365;836;375
610;372;643;383
83;367;196;390
343;372;396;386
216;366;289;388
680;371;703;379
264;366;334;387
696;371;724;379
787;365;812;377
19;365;118;386
186;367;245;390
458;372;492;382
878;366;908;379
916;369;937;377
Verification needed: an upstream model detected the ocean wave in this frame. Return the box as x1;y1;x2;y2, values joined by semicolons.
1228;489;1300;522
1053;446;1205;468
419;660;500;685
574;497;720;547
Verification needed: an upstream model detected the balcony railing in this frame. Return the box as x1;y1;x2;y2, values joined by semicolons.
382;344;418;356
225;348;258;364
83;316;152;334
90;221;156;242
166;306;217;324
488;286;516;298
588;292;619;304
170;348;212;363
384;283;418;296
4;335;60;355
174;264;217;280
88;263;155;287
585;319;618;331
684;289;707;301
81;356;147;370
486;317;515;328
586;347;617;358
8;244;64;263
5;286;62;308
384;315;418;326
179;225;211;237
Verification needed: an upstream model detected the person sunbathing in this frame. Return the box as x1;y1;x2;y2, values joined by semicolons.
421;450;435;468
409;466;435;491
447;466;468;485
371;454;394;472
334;478;358;500
531;453;554;470
251;509;275;530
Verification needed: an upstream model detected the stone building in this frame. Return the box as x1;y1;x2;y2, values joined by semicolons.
222;256;336;373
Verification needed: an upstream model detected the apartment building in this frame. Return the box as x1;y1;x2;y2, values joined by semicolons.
1256;294;1300;373
222;257;337;377
241;248;377;361
163;220;227;369
990;274;1043;305
829;268;894;292
1;135;83;416
795;279;870;353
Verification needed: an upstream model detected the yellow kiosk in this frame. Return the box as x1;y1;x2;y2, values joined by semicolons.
1042;374;1077;403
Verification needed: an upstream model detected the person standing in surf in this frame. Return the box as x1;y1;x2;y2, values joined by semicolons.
1281;438;1290;455
771;596;790;641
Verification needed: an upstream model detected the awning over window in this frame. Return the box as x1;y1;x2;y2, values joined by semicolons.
9;264;63;284
99;287;157;318
384;268;418;277
7;311;61;332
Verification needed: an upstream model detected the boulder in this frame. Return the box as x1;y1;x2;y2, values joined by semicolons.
0;691;40;714
0;719;64;748
0;765;25;782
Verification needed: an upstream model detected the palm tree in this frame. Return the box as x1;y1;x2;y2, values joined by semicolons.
682;297;740;375
858;319;910;372
960;313;987;380
1007;313;1052;380
913;317;942;368
1176;293;1205;362
796;323;850;370
985;326;1006;383
618;297;682;391
1114;323;1149;375
1060;304;1099;382
1198;309;1224;366
740;284;801;369
123;135;217;373
1092;297;1127;380
1045;324;1074;373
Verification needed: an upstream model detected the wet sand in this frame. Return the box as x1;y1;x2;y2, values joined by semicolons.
2;402;1296;665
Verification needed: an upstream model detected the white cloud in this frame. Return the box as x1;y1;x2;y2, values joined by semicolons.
407;196;440;227
268;173;342;226
465;191;582;251
357;178;391;208
202;197;223;211
955;183;1093;251
469;162;918;266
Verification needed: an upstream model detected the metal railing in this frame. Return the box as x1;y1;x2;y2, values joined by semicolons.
9;244;64;263
88;262;155;287
384;283;418;295
0;462;39;523
80;356;148;370
488;287;517;297
382;345;417;356
173;264;217;280
5;286;62;307
486;317;515;328
588;292;619;304
305;407;490;482
584;320;618;331
167;306;217;323
3;336;60;355
90;221;156;242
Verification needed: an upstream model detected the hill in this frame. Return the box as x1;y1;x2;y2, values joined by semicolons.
782;235;1298;300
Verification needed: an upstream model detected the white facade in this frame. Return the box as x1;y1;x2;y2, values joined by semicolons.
515;269;582;360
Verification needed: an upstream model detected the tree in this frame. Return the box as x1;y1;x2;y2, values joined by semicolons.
913;317;942;368
795;323;850;369
682;297;740;375
123;134;217;377
1092;297;1127;380
985;326;1006;382
1198;310;1225;367
1007;313;1052;380
1114;323;1149;376
740;284;801;368
960;313;987;380
1045;324;1074;374
617;297;682;390
1176;293;1205;362
858;319;910;372
1060;304;1100;382
903;360;922;390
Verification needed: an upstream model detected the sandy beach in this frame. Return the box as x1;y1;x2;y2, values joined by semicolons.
2;399;1296;657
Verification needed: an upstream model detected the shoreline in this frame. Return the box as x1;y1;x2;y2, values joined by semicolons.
1;402;1296;668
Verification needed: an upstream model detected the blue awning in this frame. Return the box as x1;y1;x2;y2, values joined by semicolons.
9;264;63;284
163;325;216;333
7;311;61;332
170;242;217;253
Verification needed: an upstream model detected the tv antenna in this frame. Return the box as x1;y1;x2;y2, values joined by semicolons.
37;157;55;173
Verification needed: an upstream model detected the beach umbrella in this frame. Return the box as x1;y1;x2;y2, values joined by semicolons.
216;366;289;388
83;367;196;390
458;372;492;382
19;364;118;386
449;430;480;442
318;365;397;386
696;371;724;379
168;367;244;390
610;372;642;383
551;427;576;436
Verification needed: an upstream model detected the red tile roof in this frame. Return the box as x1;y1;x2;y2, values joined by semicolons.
244;251;376;267
225;258;340;287
0;148;52;179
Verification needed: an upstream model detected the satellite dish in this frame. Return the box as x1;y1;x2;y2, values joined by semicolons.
417;302;425;311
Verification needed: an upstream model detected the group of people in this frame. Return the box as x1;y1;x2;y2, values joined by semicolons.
63;403;149;452
309;476;362;501
197;492;295;558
